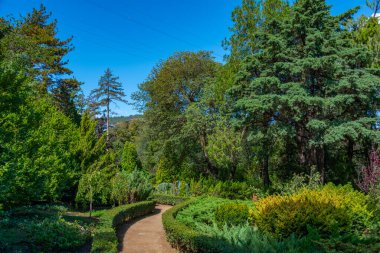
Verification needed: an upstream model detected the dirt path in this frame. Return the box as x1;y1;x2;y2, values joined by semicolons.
118;204;178;253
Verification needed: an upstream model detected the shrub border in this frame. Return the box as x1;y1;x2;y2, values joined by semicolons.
91;200;155;253
162;198;235;253
152;194;189;205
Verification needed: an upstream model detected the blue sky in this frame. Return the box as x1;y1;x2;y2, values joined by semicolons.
0;0;372;116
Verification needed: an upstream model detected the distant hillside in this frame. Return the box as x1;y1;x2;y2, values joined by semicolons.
109;115;142;125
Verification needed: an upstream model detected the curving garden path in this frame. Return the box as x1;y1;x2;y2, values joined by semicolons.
118;204;178;253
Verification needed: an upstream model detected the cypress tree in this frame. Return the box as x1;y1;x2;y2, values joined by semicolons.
121;141;141;173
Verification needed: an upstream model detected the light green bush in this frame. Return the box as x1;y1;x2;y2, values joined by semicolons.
121;141;141;173
176;197;232;227
254;184;372;238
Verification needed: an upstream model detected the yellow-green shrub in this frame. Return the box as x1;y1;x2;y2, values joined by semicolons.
253;183;372;238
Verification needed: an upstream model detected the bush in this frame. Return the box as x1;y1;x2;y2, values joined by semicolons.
111;170;153;205
162;198;236;253
195;222;323;253
272;168;322;195
158;177;264;200
176;197;233;227
188;177;262;200
316;233;380;253
126;170;153;203
215;203;249;227
91;200;155;253
163;198;320;253
26;218;90;252
152;194;189;205
254;183;373;238
156;181;190;196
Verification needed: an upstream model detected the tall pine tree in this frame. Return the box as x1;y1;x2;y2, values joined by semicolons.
90;68;127;145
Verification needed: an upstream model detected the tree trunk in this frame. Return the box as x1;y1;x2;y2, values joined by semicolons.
106;103;109;144
199;130;217;178
347;139;354;180
89;186;93;218
296;125;307;167
106;86;110;147
374;0;380;16
316;146;325;184
230;163;237;180
262;151;270;188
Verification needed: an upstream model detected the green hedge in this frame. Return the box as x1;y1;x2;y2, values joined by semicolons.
152;194;189;205
162;198;237;253
91;200;155;253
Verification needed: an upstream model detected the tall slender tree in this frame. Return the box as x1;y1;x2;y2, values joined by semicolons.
90;68;127;145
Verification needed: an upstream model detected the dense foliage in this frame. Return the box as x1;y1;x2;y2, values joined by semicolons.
0;205;91;252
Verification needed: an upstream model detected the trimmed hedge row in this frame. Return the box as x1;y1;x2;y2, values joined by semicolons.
91;200;155;253
162;198;236;253
152;194;189;205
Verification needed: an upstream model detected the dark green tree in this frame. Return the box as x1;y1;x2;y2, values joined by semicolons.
232;0;380;186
